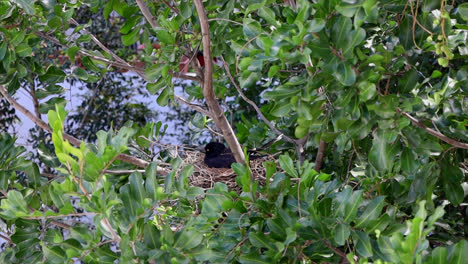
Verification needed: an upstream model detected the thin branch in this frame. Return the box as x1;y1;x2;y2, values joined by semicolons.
193;0;246;165
35;31;146;74
70;18;132;67
398;109;468;149
0;233;14;245
50;220;72;229
102;218;121;243
29;84;41;119
0;85;150;168
37;31;207;117
158;0;180;14
174;94;212;117
314;140;327;171
222;56;295;144
136;0;160;28
319;239;347;259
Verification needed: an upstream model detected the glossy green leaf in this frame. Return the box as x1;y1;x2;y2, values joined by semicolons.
258;7;277;26
335;62;356;86
355;196;385;228
39;66;66;84
334;223;350;246
174;229;203;250
278;154;298;178
11;0;35;15
122;26;140;46
243;18;262;39
368;130;400;172
401;148;418;174
458;3;468;21
355;231;373;258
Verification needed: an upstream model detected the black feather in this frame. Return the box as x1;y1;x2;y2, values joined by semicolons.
203;142;264;168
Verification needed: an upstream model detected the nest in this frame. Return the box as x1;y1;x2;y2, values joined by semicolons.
180;150;276;192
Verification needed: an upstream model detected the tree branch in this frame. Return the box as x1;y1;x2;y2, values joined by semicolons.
0;85;150;168
221;56;295;144
398;109;468;149
36;30;207;118
135;0;160;28
314;140;327;171
193;0;246;165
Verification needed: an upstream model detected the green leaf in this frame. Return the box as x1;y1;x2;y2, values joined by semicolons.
122;26;141;46
344;190;363;223
179;1;192;19
42;244;67;264
243;18;262;39
72;67;89;81
174;229;203;250
39;97;66;114
248;232;276;251
47;16;62;31
145;162;159;201
335;62;356;86
368;130;400;172
278;154;298;178
449;240;468;264
39;66;66;84
355;196;385;228
25;163;41;188
0;190;30;219
355;231;373;258
401;148;418;174
11;0;35;15
305;19;325;33
358;81;376;101
146;64;168;83
399;69;418;93
238;253;272;264
458;3;468;21
334;223;350;246
0;42;7;60
15;43;32;57
258;7;277;26
431;246;447;264
157;86;172;106
156;30;175;44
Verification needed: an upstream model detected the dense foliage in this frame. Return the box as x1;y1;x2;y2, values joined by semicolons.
0;0;467;263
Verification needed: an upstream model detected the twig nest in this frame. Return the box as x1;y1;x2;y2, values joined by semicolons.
180;150;275;192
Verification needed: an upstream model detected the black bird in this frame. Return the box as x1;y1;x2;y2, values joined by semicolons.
204;142;236;168
203;142;265;168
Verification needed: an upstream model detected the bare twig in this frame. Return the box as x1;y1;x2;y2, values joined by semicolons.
398;109;468;149
193;0;246;165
